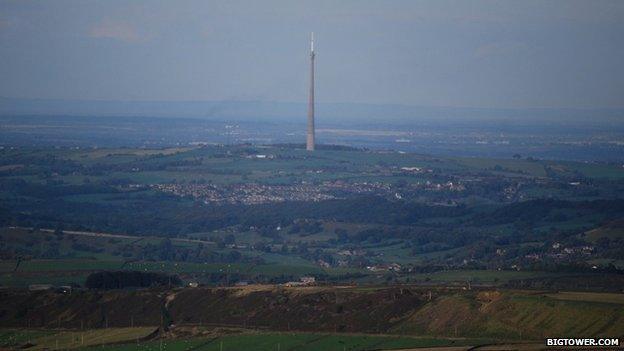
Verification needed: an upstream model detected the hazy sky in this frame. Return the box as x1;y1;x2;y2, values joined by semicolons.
1;0;623;108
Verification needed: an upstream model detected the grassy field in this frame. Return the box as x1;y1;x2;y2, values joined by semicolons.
549;161;624;180
4;146;622;189
545;291;624;305
0;257;363;287
0;272;88;287
77;332;489;351
583;220;624;242
0;327;154;350
0;227;572;287
392;290;624;340
407;270;557;284
0;258;352;276
1;326;493;350
454;157;547;177
502;293;624;338
0;226;363;287
0;329;54;349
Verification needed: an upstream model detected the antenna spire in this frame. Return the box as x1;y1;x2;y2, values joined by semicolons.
311;32;314;53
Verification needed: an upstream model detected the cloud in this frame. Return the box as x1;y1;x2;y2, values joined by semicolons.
89;19;140;43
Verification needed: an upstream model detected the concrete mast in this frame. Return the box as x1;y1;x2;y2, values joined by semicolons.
306;32;315;151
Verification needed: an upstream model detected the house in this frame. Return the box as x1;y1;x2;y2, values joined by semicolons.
284;281;304;287
284;276;316;287
56;285;72;294
388;263;402;272
29;284;53;291
317;259;330;268
366;263;402;272
300;276;316;285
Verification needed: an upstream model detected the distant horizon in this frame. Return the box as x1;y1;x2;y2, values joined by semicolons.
3;95;624;111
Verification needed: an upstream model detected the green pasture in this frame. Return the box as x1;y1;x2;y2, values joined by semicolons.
0;257;355;287
78;332;486;351
584;222;624;242
0;327;155;350
0;272;87;287
0;329;54;348
545;291;624;305
408;269;557;283
505;293;624;338
454;157;547;177
1;259;323;276
547;161;624;180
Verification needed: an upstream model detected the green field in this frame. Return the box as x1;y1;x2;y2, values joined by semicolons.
392;290;624;340
407;269;558;284
0;258;337;287
545;291;624;305
77;332;489;351
454;157;547;177
0;328;154;350
2;263;555;287
1;327;494;351
0;329;55;349
584;220;624;242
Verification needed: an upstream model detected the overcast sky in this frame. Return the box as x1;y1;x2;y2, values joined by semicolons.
1;0;623;108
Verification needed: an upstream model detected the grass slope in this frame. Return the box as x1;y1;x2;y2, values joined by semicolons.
393;290;624;340
78;333;488;351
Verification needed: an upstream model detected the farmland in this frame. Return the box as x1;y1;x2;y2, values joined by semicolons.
1;329;494;351
1;144;624;290
0;328;154;350
78;333;491;351
0;227;599;289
